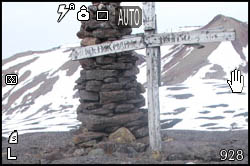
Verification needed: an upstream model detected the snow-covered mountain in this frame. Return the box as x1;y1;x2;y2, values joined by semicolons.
2;15;248;137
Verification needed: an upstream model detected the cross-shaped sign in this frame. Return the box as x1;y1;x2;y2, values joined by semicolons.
71;2;235;154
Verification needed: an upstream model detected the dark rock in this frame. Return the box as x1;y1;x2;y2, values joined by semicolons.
42;148;64;161
80;37;101;46
79;90;99;101
78;112;144;132
134;99;145;108
95;141;116;154
78;108;113;116
126;90;137;99
125;95;145;104
137;83;146;93
116;145;138;158
103;77;117;83
136;136;149;145
80;69;86;76
118;76;137;84
88;148;105;156
79;58;96;69
75;76;86;83
100;91;127;104
86;81;102;92
86;70;118;80
73;131;107;145
86;20;112;31
92;29;121;39
101;83;124;91
131;142;148;152
104;126;120;133
117;55;139;63
100;63;133;70
102;103;117;110
77;102;101;110
120;27;132;36
74;83;86;90
88;5;98;12
126;119;147;129
100;90;136;104
78;140;97;148
139;108;148;113
106;37;120;41
132;126;149;138
124;80;137;89
123;66;139;76
96;56;115;64
76;106;89;114
115;104;135;113
130;87;137;94
92;28;132;39
77;29;94;39
97;142;140;158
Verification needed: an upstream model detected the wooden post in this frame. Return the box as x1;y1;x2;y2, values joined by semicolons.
143;2;162;154
155;15;161;86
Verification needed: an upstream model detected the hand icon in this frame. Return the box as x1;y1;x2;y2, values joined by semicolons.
227;69;244;93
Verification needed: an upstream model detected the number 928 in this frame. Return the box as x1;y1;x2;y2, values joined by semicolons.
220;149;244;161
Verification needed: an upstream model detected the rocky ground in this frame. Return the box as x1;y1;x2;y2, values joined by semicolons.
2;129;248;164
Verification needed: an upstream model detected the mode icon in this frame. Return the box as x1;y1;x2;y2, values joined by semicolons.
5;74;18;85
116;6;142;28
96;10;109;21
77;5;90;21
8;130;18;144
7;147;17;160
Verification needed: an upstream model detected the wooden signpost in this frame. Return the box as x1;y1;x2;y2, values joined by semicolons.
143;2;162;153
71;2;235;154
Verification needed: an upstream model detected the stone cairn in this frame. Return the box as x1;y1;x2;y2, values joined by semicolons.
73;2;149;148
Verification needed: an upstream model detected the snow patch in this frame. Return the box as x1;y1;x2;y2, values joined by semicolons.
243;45;248;62
208;42;245;78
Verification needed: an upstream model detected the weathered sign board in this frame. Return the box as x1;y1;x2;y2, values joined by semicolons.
71;2;236;154
71;29;235;60
144;28;235;47
71;37;144;60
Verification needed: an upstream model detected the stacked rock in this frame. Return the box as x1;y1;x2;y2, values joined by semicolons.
77;2;132;45
74;2;148;140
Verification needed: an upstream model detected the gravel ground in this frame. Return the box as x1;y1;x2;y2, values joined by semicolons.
2;129;248;164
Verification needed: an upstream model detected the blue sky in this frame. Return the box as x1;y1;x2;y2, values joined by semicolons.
2;2;248;59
